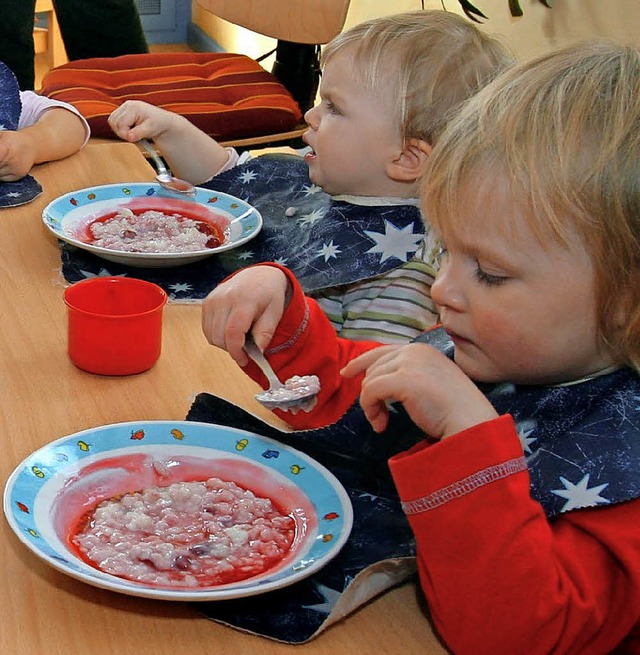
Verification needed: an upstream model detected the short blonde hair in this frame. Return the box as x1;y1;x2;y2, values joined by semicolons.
321;10;514;144
423;40;640;370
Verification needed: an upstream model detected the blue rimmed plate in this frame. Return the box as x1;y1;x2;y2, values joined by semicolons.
3;420;352;602
42;183;262;268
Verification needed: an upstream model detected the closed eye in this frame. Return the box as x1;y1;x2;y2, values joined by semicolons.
474;264;508;286
325;100;342;115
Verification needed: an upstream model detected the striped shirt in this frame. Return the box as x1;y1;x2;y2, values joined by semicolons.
311;237;440;344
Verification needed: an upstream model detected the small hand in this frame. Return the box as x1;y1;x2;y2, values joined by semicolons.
201;266;292;366
0;131;36;180
342;342;498;438
108;100;177;143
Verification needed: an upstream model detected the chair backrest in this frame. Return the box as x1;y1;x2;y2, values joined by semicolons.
194;0;350;45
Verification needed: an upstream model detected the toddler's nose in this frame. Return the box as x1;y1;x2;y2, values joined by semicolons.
304;104;320;129
431;265;465;313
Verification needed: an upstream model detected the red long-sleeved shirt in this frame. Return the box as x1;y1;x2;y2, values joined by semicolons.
238;264;640;654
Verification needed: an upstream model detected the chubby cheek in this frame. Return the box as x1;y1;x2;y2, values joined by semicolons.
468;312;542;380
311;156;355;195
305;155;329;187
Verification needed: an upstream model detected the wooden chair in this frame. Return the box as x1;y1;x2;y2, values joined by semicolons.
41;0;350;149
34;0;67;70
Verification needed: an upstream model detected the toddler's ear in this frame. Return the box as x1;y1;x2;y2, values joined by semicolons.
386;138;432;182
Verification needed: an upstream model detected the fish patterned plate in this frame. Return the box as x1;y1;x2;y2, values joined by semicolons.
3;421;352;601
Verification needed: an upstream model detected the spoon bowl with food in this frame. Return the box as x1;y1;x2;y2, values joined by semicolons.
244;337;320;413
139;138;196;196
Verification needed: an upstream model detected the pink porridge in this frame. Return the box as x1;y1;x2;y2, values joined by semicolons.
72;476;296;588
88;207;225;253
256;375;321;412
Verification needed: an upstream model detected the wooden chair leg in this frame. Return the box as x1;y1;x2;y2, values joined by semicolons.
34;0;68;72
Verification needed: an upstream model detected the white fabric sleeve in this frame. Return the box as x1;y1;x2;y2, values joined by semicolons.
18;91;91;145
209;147;253;178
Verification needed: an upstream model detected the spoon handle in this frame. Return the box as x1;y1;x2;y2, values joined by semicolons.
244;337;283;390
138;138;170;178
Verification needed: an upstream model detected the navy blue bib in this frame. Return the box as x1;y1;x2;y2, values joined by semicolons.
202;153;425;291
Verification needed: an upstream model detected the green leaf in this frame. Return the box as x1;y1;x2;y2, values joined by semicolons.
508;0;523;17
457;0;489;22
457;0;553;19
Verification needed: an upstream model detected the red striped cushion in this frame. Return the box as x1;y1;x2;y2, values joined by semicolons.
41;52;303;140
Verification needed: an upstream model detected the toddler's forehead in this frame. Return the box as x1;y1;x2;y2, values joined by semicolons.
430;175;557;252
331;42;399;90
428;173;512;231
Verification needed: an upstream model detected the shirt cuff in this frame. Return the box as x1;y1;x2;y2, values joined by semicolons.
389;414;528;515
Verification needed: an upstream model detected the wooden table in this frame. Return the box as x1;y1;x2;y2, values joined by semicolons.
0;142;447;655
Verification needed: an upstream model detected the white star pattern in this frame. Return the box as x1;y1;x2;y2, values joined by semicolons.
516;419;538;454
364;220;423;263
318;240;341;261
238;169;258;184
238;250;254;260
490;382;517;397
302;183;322;196
80;268;124;279
273;257;289;266
6;191;21;198
302;581;342;614
298;208;325;227
551;474;610;512
169;282;192;293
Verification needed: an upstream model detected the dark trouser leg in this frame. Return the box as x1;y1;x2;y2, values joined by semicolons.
0;0;37;90
51;0;148;60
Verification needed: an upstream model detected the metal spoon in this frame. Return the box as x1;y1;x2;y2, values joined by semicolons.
243;336;320;412
138;138;196;196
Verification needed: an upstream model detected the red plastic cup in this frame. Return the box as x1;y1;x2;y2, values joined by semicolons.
64;277;168;376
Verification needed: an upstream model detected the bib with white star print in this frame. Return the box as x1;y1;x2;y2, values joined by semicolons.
413;327;640;518
201;153;426;291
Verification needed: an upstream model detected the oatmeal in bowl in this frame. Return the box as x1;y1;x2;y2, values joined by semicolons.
72;475;298;589
4;421;352;601
86;205;227;254
42;183;262;268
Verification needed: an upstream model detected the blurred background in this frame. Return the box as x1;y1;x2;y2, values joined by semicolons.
35;0;640;89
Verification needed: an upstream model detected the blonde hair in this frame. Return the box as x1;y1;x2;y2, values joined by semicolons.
423;40;640;370
321;10;514;144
